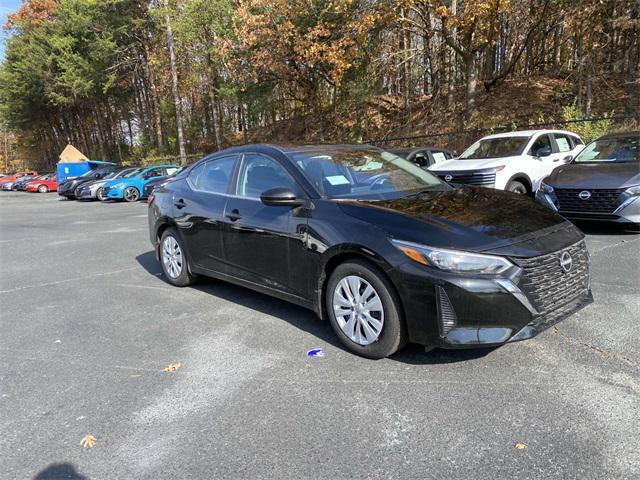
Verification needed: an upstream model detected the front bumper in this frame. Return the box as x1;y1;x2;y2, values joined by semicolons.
390;241;593;349
76;186;97;199
104;186;124;199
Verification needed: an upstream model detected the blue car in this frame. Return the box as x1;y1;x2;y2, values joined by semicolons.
101;165;180;202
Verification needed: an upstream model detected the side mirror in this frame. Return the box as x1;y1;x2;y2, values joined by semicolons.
260;187;304;207
536;147;552;157
563;155;573;163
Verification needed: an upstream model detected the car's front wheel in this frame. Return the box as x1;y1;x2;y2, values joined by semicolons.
123;186;140;202
506;180;528;194
326;260;407;359
96;188;106;201
37;185;48;193
160;228;197;287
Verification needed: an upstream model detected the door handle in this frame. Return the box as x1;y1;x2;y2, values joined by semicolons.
174;198;186;209
226;209;242;221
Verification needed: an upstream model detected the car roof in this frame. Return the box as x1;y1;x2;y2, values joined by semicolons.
482;129;580;139
597;131;640;140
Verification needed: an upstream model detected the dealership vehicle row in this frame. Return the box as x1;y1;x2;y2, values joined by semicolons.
1;130;638;358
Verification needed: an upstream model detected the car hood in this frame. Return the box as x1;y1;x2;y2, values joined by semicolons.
429;156;519;172
547;162;640;189
338;187;583;257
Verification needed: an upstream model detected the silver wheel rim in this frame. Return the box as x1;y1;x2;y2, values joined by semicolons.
38;185;47;193
124;187;138;201
333;275;384;346
162;236;183;279
97;189;104;200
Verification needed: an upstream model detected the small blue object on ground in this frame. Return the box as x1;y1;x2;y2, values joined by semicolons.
307;348;325;357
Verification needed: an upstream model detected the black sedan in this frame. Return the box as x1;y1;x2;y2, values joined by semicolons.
537;131;640;226
148;144;592;358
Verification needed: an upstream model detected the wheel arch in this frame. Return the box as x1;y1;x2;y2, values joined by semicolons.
506;173;533;193
314;244;402;322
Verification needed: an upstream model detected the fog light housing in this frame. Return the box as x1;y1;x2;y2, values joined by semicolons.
436;286;457;337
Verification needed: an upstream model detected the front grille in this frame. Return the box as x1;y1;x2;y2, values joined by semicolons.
555;188;624;214
512;241;590;317
435;169;496;186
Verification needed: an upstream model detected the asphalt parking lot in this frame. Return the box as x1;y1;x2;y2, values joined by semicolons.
1;192;639;480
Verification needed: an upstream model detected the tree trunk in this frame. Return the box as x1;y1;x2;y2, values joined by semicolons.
163;0;187;165
464;53;476;121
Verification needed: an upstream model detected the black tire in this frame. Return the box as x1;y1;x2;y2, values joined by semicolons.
325;260;407;359
123;186;140;202
96;188;106;201
37;185;48;193
506;180;528;194
159;228;197;287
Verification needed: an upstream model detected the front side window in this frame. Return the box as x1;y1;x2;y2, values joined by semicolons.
291;148;445;200
459;136;530;159
529;134;552;156
192;156;236;193
237;154;296;198
574;136;639;163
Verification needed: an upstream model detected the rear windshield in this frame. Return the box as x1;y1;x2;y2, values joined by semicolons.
459;136;530;159
574;136;639;163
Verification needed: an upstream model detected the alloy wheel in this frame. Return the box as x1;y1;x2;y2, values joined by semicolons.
38;185;48;193
162;236;183;279
124;187;139;202
333;275;384;345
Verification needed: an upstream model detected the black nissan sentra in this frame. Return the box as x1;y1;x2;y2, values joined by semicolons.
148;145;593;358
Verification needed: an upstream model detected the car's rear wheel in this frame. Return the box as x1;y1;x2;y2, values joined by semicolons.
37;185;48;193
326;260;407;359
506;180;528;194
123;187;140;202
160;228;197;287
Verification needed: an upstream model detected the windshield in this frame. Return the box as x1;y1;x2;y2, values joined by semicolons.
80;168;104;178
122;168;143;178
291;148;446;200
459;136;530;159
574;136;639;163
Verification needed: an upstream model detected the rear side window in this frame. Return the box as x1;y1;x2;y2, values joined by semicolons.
570;135;584;147
554;134;573;153
191;156;236;194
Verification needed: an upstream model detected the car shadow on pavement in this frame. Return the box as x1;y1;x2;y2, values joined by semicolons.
136;251;497;364
34;463;88;480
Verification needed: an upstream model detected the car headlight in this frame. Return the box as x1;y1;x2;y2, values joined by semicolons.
539;179;554;194
391;239;515;275
623;185;640;196
112;182;125;189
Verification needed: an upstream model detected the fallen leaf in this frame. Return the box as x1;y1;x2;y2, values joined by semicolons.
163;362;181;372
515;443;527;449
80;435;96;449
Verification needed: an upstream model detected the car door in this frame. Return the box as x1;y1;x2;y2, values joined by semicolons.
173;156;238;274
221;152;309;298
528;133;559;182
551;133;579;164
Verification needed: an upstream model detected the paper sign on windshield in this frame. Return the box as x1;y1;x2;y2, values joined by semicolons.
326;175;350;186
432;152;447;163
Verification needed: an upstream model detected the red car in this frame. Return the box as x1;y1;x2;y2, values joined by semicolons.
25;174;57;193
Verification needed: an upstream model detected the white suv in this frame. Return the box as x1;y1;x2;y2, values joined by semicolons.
428;130;584;194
